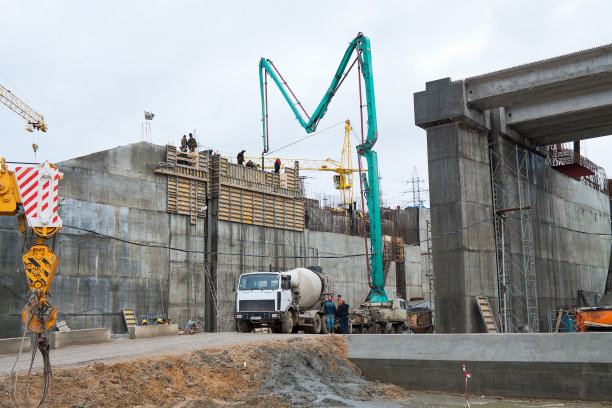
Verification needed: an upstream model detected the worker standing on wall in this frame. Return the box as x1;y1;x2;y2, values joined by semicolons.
237;150;246;165
337;299;350;334
180;135;188;152
323;297;336;333
274;158;281;174
187;133;197;152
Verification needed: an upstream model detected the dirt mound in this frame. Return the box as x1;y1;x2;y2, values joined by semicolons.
1;336;410;407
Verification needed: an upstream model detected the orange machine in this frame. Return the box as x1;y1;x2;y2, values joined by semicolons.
575;306;612;332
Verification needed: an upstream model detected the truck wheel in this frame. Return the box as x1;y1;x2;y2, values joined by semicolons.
367;326;375;334
394;325;403;334
238;321;251;333
374;324;382;334
313;314;322;334
382;323;390;334
282;313;294;334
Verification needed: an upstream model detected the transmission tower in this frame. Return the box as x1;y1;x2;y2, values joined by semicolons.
406;167;428;207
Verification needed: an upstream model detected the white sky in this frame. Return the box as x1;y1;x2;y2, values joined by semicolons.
1;1;611;207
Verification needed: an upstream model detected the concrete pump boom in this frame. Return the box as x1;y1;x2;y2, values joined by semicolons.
259;32;387;302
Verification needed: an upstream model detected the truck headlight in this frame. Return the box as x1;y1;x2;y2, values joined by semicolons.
236;314;242;319
271;313;279;318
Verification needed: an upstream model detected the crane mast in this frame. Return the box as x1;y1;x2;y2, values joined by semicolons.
259;32;387;302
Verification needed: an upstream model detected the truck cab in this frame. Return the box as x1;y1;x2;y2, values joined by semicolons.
235;272;292;332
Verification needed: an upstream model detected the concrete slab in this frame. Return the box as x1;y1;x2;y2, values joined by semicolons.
49;328;111;349
347;333;612;402
0;336;33;355
128;324;178;339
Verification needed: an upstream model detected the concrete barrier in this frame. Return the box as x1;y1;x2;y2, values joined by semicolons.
347;333;612;402
128;324;178;339
49;328;111;349
0;336;33;355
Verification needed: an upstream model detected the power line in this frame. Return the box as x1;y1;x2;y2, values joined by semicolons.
264;120;345;156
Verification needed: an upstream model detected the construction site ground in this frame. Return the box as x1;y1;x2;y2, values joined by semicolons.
0;333;607;408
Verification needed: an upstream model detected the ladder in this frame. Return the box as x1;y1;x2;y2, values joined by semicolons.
122;308;138;328
476;296;498;333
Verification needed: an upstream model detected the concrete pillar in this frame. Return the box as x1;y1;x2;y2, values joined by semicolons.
415;78;498;333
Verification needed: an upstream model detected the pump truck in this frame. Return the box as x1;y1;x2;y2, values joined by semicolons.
258;33;408;333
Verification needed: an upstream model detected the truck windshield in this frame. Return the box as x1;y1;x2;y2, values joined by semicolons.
239;273;279;291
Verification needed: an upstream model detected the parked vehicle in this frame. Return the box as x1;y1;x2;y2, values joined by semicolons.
235;266;334;333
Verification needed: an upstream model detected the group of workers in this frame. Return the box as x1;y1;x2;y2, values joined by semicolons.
176;140;282;175
180;134;198;152
323;294;350;334
237;150;282;174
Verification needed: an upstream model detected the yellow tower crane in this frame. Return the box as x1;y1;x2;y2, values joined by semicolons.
234;120;361;209
0;83;47;132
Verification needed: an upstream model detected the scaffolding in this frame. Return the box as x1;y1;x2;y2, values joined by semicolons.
425;220;434;316
490;145;540;333
547;143;607;193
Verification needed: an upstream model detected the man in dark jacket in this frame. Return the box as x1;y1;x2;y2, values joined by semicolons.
274;158;281;174
337;299;350;334
187;133;197;152
237;150;246;165
323;297;336;333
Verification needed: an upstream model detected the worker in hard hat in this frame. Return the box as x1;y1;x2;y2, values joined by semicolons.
323;297;337;333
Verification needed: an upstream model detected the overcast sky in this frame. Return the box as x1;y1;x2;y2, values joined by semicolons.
1;1;611;207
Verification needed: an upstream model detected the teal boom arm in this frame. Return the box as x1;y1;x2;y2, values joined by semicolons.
259;32;387;302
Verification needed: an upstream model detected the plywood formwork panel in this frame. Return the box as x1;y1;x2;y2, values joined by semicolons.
157;148;302;230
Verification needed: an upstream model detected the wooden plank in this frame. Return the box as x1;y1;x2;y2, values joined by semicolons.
554;309;564;333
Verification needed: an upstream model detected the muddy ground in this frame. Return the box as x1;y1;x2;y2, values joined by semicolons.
1;335;607;408
1;336;409;407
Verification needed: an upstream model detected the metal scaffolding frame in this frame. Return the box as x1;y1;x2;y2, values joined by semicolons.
425;220;434;323
490;145;540;333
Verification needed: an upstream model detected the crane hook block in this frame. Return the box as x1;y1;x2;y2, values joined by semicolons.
23;244;58;294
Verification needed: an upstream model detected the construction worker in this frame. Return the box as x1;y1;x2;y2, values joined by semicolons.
323;297;336;333
180;135;188;152
337;294;343;308
274;158;281;174
246;160;254;168
187;133;197;152
237;150;246;165
337;299;350;334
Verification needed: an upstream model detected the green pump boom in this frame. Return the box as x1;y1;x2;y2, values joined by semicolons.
259;32;387;302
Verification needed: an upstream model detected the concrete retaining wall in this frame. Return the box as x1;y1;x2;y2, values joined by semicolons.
128;324;178;339
348;333;612;401
50;328;111;349
0;336;33;355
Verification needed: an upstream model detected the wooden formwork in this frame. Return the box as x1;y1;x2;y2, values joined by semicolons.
155;146;210;224
382;235;406;263
156;147;303;231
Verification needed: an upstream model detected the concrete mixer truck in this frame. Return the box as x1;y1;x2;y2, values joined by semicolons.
234;266;334;334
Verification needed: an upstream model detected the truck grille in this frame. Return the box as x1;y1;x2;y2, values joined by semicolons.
239;299;275;312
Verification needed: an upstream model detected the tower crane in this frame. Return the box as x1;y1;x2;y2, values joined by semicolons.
0;83;47;132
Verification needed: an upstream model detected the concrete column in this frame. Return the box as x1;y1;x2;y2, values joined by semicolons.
425;123;498;332
415;78;498;333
